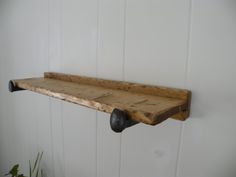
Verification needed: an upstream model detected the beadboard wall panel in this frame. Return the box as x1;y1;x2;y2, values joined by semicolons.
61;0;98;76
0;0;52;175
62;103;97;177
60;0;98;176
120;1;191;177
96;0;126;177
48;0;65;176
177;1;236;177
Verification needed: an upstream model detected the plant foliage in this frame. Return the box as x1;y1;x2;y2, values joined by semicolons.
5;152;43;177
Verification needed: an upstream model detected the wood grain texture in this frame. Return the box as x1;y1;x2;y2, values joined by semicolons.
11;72;191;125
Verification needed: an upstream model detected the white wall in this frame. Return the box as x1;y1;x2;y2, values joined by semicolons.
0;0;236;177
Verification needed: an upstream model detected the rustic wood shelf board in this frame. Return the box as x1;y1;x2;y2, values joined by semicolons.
9;72;191;129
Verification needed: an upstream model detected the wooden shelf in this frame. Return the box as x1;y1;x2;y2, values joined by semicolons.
9;72;191;132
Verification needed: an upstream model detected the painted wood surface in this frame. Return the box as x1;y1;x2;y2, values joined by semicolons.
60;0;98;176
121;1;191;177
177;1;236;177
96;1;125;175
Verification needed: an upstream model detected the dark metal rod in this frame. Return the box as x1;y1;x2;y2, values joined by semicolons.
110;108;138;133
8;80;25;92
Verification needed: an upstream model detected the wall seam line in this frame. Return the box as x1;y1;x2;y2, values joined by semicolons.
59;0;66;176
119;0;128;177
122;0;127;82
48;0;56;176
95;0;100;176
47;0;55;177
175;0;193;177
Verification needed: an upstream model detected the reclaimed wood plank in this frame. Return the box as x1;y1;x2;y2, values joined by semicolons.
10;72;191;125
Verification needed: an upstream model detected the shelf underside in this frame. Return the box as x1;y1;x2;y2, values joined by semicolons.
10;72;191;125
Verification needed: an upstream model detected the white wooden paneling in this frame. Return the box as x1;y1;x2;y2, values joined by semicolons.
97;112;121;177
61;0;98;76
63;103;97;177
121;1;191;177
0;0;52;175
49;0;62;72
1;0;236;177
124;0;191;88
97;0;125;81
60;0;98;177
0;1;17;172
178;1;236;177
96;0;125;177
48;0;65;176
50;98;65;177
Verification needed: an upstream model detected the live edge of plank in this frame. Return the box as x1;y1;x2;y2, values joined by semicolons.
11;72;191;125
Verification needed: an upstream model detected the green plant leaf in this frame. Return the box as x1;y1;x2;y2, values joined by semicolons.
5;164;19;176
29;160;32;177
41;169;43;177
6;152;43;177
29;152;43;177
35;152;43;177
32;153;40;173
35;168;39;177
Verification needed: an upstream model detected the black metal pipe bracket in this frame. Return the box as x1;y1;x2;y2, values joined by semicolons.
8;80;25;92
110;108;138;133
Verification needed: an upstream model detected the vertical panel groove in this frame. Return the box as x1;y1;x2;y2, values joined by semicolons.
175;1;193;177
119;0;127;177
48;5;55;170
96;1;125;176
184;0;193;86
95;0;100;176
47;0;50;73
59;0;65;175
61;103;66;177
49;0;65;175
60;0;65;174
46;0;57;176
49;100;56;177
122;0;127;82
95;111;98;177
118;134;122;177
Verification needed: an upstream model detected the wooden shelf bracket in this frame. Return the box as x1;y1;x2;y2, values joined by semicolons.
9;72;191;133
